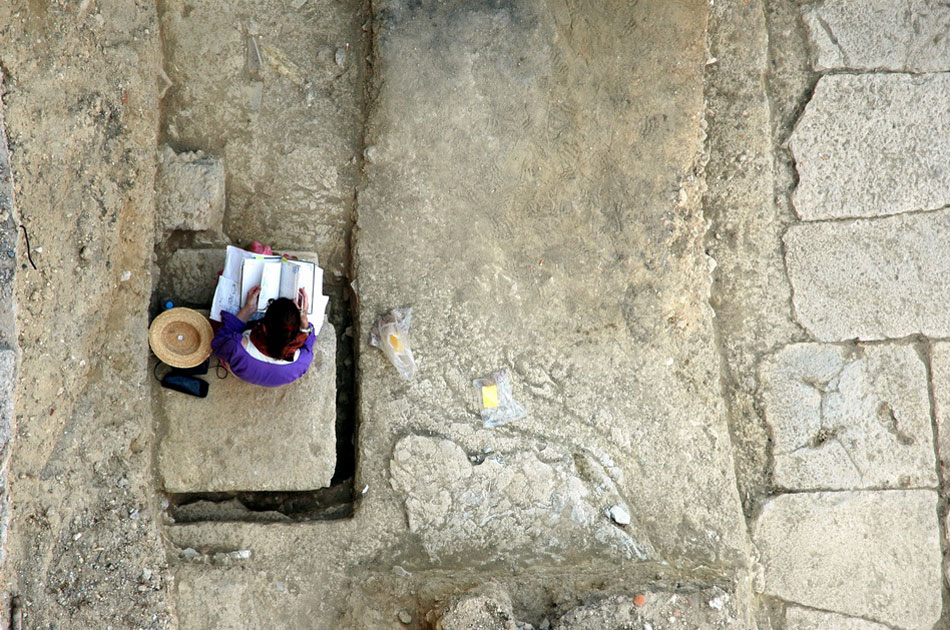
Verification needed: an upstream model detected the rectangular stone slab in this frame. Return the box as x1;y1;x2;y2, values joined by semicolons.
802;0;950;72
790;74;950;220
760;343;936;490
158;322;336;492
785;210;950;340
752;490;942;630
928;342;950;488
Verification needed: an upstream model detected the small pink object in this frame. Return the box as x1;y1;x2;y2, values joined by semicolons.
248;241;273;255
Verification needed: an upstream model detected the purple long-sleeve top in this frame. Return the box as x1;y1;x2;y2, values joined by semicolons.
211;312;315;387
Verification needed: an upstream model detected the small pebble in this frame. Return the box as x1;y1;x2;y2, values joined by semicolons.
633;593;646;607
392;565;411;578
608;505;631;526
119;270;131;282
398;610;412;624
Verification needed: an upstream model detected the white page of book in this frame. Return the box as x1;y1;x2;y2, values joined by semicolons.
258;260;283;310
278;262;301;301
282;259;319;315
240;257;266;306
223;245;252;281
210;275;240;322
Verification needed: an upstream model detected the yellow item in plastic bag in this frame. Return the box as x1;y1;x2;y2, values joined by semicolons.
481;384;499;409
389;332;403;352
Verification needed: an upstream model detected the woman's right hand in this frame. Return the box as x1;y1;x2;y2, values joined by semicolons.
296;288;310;329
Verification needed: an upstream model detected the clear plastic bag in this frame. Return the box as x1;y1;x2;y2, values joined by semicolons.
369;307;417;380
473;369;525;428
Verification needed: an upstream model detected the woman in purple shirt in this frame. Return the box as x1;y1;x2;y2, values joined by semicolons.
211;286;316;387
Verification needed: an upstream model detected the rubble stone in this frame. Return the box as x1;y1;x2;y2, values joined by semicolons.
785;606;891;630
553;586;740;630
802;0;950;72
753;490;942;630
157;145;226;233
785;210;950;340
760;343;936;490
429;584;517;630
158;322;336;492
790;74;950;220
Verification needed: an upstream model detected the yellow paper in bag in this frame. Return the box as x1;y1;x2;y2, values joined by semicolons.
481;384;499;409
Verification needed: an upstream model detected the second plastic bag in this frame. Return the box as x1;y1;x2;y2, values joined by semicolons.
369;307;417;380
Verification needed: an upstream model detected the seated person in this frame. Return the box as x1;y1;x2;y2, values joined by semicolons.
211;286;314;387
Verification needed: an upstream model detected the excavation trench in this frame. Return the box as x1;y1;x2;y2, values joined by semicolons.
150;0;370;521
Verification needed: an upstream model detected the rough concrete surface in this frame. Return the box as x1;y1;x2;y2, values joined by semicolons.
785;606;892;630
157;145;226;234
785;209;950;341
552;587;740;630
158;322;336;492
355;0;748;573
760;343;936;490
790;74;950;220
802;0;950;72
752;490;942;630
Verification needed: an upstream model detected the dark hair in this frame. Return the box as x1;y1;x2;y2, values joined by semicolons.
262;297;301;357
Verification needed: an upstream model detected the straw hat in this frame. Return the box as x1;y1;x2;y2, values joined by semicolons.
148;307;213;368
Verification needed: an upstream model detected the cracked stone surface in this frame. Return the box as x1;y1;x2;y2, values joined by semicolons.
802;0;950;72
158;322;336;492
785;606;891;630
752;490;942;630
927;341;950;486
759;343;936;490
389;435;653;564
785;209;950;340
156;145;226;234
789;74;950;220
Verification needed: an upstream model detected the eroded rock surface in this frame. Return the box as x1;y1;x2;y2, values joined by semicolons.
760;343;935;490
785;210;950;340
753;490;942;630
553;587;740;630
802;0;950;72
390;435;652;564
790;74;950;220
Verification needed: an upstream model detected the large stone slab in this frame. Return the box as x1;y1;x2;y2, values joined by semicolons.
158;322;336;492
785;210;950;340
356;0;748;571
786;607;891;630
790;74;950;220
760;343;936;490
752;490;942;630
802;0;950;72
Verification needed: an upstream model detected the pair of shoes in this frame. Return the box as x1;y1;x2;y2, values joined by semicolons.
248;241;273;255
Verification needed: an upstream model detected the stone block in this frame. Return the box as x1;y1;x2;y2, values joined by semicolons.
785;210;950;340
752;490;941;630
790;74;950;220
760;343;936;490
802;0;950;72
158;322;336;492
157;145;226;233
786;607;891;630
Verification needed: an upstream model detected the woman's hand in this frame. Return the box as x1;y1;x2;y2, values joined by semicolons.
237;285;261;322
296;288;310;329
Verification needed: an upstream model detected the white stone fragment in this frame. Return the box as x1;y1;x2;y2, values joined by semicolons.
753;490;942;630
785;210;950;340
802;0;950;72
760;343;936;490
790;74;950;220
607;505;630;526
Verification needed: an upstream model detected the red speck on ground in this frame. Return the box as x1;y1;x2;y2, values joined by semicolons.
633;594;646;607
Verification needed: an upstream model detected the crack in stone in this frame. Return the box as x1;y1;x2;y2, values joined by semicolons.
877;401;915;446
816;15;852;68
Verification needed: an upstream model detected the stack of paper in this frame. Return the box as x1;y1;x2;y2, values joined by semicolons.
210;245;330;333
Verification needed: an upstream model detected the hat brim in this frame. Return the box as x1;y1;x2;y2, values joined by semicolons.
149;307;213;368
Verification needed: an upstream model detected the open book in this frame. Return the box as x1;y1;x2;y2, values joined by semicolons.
210;246;330;331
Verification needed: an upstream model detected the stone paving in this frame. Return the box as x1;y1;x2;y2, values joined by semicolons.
748;4;950;628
